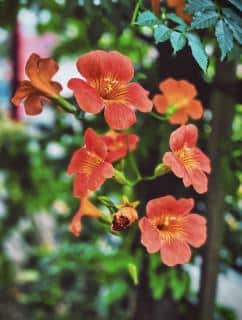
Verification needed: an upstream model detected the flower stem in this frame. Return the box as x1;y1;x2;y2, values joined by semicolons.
55;96;78;114
131;0;142;25
129;152;142;180
149;112;168;121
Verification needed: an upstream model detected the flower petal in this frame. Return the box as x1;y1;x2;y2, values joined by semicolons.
174;198;194;215
190;169;208;194
25;53;61;97
68;78;103;114
169;124;198;151
88;162;113;191
24;94;43;115
84;128;107;159
183;214;207;247
81;197;102;218
159;78;179;97
67;148;88;175
104;103;136;130
178;80;197;101
153;94;168;114
169;109;188;125
103;51;134;82
127;83;153;112
76;50;134;82
186;99;203;120
146;195;176;218
73;173;89;197
163;152;187;179
194;147;211;174
11;81;34;106
160;240;191;266
139;217;161;253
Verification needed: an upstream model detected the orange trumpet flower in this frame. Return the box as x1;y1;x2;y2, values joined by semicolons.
68;50;153;130
12;53;62;115
139;195;207;266
153;78;204;125
163;125;211;194
69;197;102;237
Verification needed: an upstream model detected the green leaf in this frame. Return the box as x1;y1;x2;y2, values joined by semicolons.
169;269;190;301
166;13;186;26
185;0;215;14
137;11;159;26
223;8;242;45
215;19;234;60
154;24;171;43
170;31;186;54
191;10;219;29
186;32;208;71
227;0;242;12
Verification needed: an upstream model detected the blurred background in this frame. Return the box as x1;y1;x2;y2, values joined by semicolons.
0;1;241;319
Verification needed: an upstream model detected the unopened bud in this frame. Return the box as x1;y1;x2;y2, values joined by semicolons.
114;170;130;185
154;163;170;177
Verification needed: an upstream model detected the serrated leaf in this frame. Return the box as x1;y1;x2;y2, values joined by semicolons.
215;19;234;60
191;10;219;29
185;0;215;14
166;13;187;26
227;0;242;12
187;32;208;71
154;24;171;43
223;8;242;45
170;31;186;54
137;11;159;26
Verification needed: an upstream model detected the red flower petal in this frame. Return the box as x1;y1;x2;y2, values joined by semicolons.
153;94;168;114
183;214;207;248
67;148;87;175
163;152;187;179
88;162;114;191
68;78;103;114
11;81;33;107
84;128;107;159
76;50;134;82
73;173;89;197
169;124;198;151
104;103;136;130
194;147;211;174
190;169;208;194
174;198;194;215
146;195;176;218
186;99;203;120
160;240;191;266
127;134;140;151
127;83;153;112
139;217;161;253
24;94;43;115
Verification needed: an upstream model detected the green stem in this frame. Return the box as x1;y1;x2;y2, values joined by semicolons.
99;213;112;226
129;152;142;180
55;96;78;114
149;112;168;121
131;0;142;25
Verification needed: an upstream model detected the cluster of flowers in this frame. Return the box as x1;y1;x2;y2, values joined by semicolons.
12;50;210;267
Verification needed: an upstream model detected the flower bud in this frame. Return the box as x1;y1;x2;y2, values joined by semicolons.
114;169;130;185
112;207;138;232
